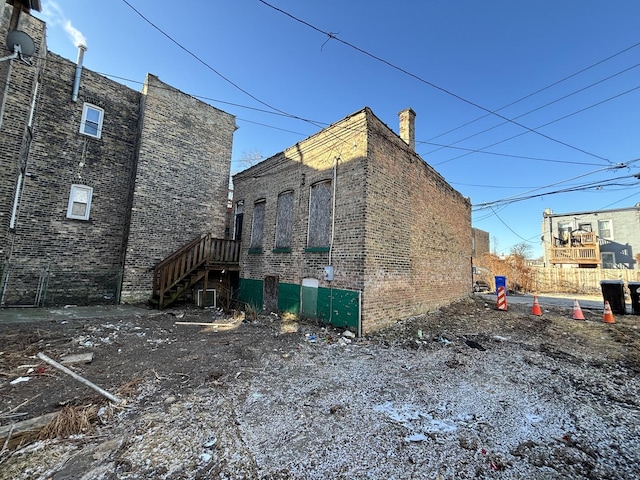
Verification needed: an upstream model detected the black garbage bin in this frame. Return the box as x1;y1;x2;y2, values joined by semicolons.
628;282;640;315
600;280;626;315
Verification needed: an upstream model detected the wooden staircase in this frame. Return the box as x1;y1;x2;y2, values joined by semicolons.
151;234;240;309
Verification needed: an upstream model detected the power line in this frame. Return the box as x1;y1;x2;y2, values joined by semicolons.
422;62;640;161
434;84;640;166
473;173;640;210
425;40;640;143
489;207;538;244
424;142;606;166
119;0;326;130
257;0;611;163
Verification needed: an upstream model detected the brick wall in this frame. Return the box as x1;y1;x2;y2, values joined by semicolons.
363;111;471;332
2;49;141;303
120;75;236;302
0;5;46;261
473;228;490;257
233;110;368;290
233;107;472;333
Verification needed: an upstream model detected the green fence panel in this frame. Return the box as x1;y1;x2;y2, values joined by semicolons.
278;283;300;314
318;287;359;330
237;278;263;310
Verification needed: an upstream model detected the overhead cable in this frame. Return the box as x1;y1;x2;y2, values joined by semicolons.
258;0;611;163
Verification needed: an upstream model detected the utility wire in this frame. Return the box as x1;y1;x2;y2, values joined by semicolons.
425;142;606;166
598;188;640;210
434;84;640;166
120;0;325;130
489;207;537;243
258;0;611;163
473;159;639;209
422;62;640;160
473;173;640;210
425;40;640;143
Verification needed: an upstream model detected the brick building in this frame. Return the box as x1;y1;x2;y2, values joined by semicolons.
0;2;235;305
233;107;471;334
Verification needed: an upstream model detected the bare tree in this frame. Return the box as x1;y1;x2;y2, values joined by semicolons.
510;242;532;259
238;150;264;170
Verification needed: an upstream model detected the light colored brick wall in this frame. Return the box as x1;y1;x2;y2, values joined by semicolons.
121;75;236;302
233;110;368;290
234;107;471;333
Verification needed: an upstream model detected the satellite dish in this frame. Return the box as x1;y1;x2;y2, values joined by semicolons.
6;30;35;57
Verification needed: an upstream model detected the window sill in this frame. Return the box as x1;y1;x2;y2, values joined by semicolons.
305;247;330;253
272;247;291;253
248;248;263;254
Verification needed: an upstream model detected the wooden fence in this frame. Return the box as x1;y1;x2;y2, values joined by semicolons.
529;267;640;294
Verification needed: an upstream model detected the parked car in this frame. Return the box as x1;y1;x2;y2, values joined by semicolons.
473;280;491;293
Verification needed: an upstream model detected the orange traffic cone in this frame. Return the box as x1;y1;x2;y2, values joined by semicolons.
572;299;585;321
531;296;542;316
603;301;615;324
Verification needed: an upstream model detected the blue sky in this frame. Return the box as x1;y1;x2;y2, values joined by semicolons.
34;1;640;257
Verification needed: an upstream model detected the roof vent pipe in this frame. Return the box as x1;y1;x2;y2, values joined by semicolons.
71;44;86;102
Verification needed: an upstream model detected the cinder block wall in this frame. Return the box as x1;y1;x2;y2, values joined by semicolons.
363;111;472;332
233;110;368;289
121;75;236;302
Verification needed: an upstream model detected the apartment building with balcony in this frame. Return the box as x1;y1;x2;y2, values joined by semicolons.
541;205;640;269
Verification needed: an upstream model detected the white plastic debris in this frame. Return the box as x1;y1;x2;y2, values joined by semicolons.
10;376;31;385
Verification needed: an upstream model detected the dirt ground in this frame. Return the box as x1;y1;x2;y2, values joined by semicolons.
1;296;639;479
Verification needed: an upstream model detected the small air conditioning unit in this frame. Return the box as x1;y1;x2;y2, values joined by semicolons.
196;289;217;307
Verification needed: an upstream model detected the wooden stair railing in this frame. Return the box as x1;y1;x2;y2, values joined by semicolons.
152;234;240;309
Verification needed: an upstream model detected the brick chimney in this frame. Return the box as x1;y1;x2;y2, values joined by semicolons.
398;108;416;151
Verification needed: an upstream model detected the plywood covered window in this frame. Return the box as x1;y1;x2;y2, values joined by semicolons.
308;181;331;248
275;191;294;249
250;200;266;249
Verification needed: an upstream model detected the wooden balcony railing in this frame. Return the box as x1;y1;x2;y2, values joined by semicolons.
152;234;240;308
549;246;601;265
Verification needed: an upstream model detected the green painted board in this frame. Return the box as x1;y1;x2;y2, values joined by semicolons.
278;283;300;314
237;278;263;310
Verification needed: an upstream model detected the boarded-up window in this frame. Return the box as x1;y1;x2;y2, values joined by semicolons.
250;200;265;249
275;191;294;248
308;181;331;247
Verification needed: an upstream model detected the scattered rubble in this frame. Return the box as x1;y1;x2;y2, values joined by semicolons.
0;297;639;479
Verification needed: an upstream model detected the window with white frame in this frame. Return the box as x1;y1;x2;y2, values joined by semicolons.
601;252;615;269
66;184;93;220
598;220;613;240
79;103;104;138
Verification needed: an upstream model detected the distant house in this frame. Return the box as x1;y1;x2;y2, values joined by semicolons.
233;107;471;334
541;205;640;269
0;2;236;306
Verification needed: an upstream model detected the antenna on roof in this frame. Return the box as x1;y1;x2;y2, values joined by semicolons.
0;30;35;64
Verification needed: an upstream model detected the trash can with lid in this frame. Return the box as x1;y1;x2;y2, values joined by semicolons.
600;280;626;315
628;282;640;315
